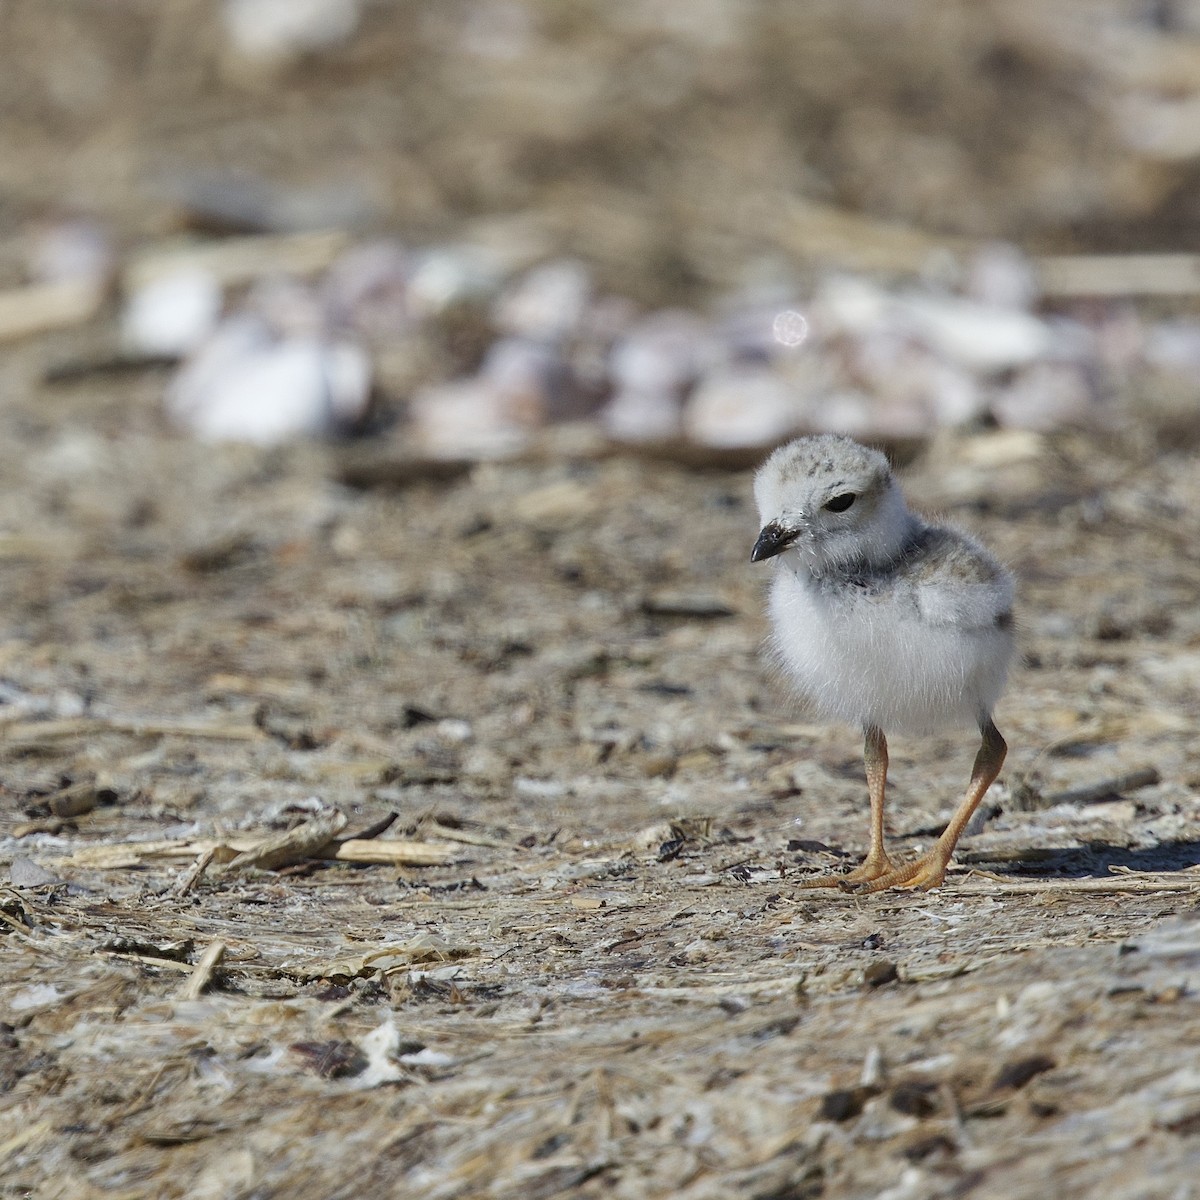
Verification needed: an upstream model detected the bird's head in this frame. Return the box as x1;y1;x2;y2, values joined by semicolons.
751;434;916;577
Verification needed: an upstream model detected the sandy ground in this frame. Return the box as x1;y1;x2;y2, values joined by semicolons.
1;335;1199;1198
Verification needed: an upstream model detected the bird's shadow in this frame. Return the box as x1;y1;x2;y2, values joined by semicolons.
962;839;1200;880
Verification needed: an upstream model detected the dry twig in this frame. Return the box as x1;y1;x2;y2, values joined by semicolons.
176;941;227;1000
216;811;348;874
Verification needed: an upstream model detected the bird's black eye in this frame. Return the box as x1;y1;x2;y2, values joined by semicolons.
824;493;856;513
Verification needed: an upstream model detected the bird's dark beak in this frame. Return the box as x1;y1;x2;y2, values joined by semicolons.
751;521;798;563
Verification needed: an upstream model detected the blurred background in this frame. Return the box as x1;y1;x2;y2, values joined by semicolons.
8;0;1200;270
4;0;1200;453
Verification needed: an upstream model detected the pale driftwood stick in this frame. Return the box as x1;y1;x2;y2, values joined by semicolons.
105;717;267;740
99;952;194;973
124;229;349;292
47;840;234;869
172;848;217;897
216;811;348;874
0;279;104;343
0;1119;54;1165
1037;253;1200;297
52;832;457;870
958;875;1200;897
176;941;227;1000
327;839;456;866
0;532;82;562
416;817;515;849
780;200;972;273
0;717;266;745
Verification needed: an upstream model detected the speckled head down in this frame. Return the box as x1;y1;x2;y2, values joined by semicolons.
752;435;913;577
754;435;889;517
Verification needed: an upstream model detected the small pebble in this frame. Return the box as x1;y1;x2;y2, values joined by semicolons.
223;0;361;64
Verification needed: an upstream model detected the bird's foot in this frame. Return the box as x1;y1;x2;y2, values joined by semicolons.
797;850;899;890
839;849;951;894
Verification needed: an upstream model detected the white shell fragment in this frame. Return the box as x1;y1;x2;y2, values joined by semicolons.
966;242;1040;310
814;271;1053;374
602;389;682;442
122;268;223;358
223;0;361;64
493;259;592;341
406;246;503;317
323;240;411;337
897;292;1056;372
600;310;713;442
812;275;891;337
407;379;530;460
610;310;711;396
167;315;370;445
480;336;586;423
684;366;806;448
896;294;1053;373
991;362;1094;431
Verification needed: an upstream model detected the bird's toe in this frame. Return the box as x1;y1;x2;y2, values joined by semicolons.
850;854;951;894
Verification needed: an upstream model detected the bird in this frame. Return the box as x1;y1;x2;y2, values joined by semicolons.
751;434;1014;892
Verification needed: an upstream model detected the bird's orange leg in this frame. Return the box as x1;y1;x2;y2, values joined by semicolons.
799;726;898;888
846;720;1007;894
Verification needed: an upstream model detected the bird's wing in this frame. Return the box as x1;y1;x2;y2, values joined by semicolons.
909;529;1014;632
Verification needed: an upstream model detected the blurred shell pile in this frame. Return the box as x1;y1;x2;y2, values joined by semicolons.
10;0;1200;455
132;234;1200;455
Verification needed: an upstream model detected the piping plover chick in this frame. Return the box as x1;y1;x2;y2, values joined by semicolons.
752;434;1014;892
